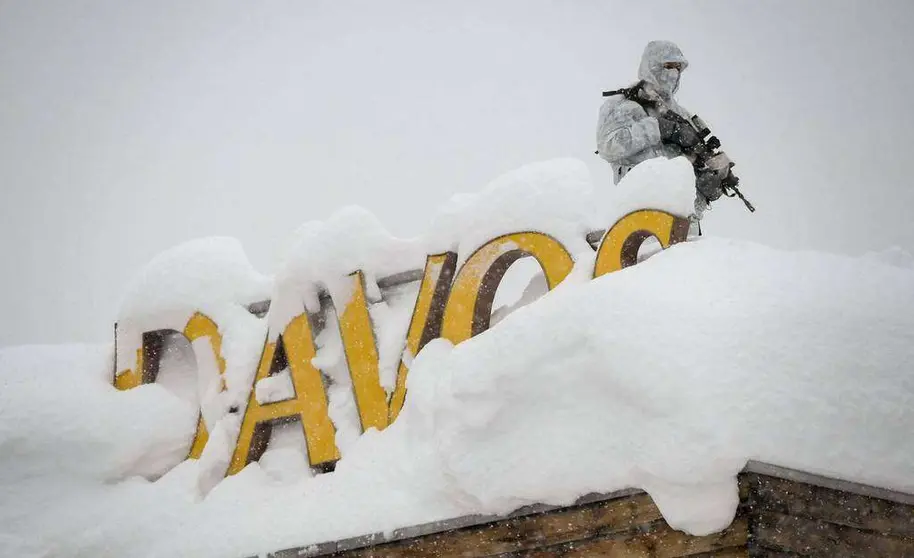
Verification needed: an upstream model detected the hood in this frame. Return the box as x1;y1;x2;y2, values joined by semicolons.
638;40;688;99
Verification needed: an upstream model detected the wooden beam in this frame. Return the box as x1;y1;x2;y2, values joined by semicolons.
261;462;914;558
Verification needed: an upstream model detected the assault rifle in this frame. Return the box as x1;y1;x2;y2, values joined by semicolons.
658;110;755;213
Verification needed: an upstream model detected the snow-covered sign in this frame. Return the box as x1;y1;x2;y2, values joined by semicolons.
112;158;695;491
4;157;913;556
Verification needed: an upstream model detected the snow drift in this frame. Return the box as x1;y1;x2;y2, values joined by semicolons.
1;157;912;557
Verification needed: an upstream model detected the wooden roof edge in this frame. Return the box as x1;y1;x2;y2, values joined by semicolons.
261;461;913;558
265;487;643;558
742;460;914;506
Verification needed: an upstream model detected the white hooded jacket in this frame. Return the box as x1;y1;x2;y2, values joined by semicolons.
596;41;692;184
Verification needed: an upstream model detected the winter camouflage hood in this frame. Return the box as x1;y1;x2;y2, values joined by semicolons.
638;40;688;99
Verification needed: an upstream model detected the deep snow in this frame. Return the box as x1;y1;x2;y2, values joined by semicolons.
1;157;912;557
2;236;912;557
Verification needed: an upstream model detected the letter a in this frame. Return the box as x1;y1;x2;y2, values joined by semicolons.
227;314;339;475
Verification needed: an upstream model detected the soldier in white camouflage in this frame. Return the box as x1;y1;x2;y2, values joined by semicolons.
597;41;751;227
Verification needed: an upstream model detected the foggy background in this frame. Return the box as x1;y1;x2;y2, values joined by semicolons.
1;0;912;347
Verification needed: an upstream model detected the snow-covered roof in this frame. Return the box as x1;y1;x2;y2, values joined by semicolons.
1;157;911;557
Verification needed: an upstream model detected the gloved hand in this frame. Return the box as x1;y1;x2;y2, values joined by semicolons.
695;167;725;202
657;114;701;149
657;115;678;141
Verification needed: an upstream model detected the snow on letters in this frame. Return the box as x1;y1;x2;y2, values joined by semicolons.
2;157;911;557
109;156;696;485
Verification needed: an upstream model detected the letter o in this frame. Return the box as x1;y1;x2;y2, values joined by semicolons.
593;210;690;278
441;232;574;345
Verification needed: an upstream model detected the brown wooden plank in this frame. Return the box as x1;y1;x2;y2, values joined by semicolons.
743;462;914;507
498;518;748;557
337;494;667;557
747;548;804;558
273;468;913;558
752;511;914;557
688;550;749;558
743;473;914;538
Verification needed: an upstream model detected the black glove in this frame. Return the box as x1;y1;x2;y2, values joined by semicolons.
695;168;725;202
657;114;701;149
657;115;677;140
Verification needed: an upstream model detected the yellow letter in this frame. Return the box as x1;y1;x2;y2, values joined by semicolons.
113;329;166;391
337;271;389;432
441;232;574;345
388;253;457;422
182;313;226;460
227;314;339;476
593;210;690;277
113;314;228;460
113;346;144;391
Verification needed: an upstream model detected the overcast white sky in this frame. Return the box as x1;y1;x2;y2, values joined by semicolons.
1;0;912;347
